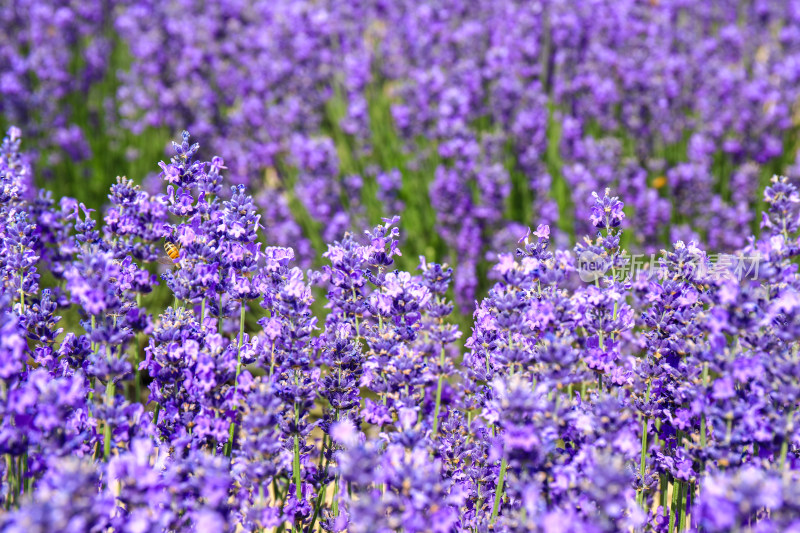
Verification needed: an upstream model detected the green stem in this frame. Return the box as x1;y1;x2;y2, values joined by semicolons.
679;482;688;532
330;408;341;516
18;272;24;314
779;408;795;470
10;455;18;506
489;457;507;526
293;432;302;526
331;476;340;518
104;380;115;460
134;346;141;403
5;454;13;508
292;373;302;530
476;480;483;525
19;452;27;498
700;364;708;449
269;341;276;380
669;479;680;533
308;486;327;533
638;381;652;508
236;301;245;374
700;413;707;448
317;434;328;472
272;478;280;506
308;436;331;532
226;302;247;458
90;315;96;352
432;346;446;438
351;287;361;337
89;376;96;406
638;418;648;508
134;294;142;404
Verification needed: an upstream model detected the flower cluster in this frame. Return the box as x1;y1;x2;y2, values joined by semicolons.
0;1;111;162
4;1;800;315
1;127;800;532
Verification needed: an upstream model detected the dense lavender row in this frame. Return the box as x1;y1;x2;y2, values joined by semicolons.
4;1;800;308
0;0;112;162
2;128;799;531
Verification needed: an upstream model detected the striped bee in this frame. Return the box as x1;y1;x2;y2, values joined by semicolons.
158;238;181;265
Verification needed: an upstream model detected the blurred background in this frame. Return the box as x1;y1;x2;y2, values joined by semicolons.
3;0;800;311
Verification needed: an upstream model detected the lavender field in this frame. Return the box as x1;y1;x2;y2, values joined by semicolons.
2;1;800;532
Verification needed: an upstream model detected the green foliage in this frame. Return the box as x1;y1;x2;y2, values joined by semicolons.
10;39;800;329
